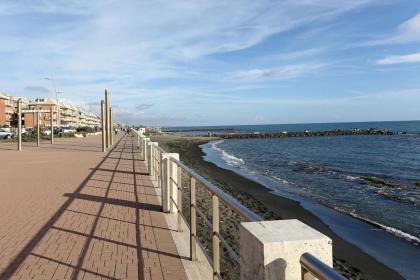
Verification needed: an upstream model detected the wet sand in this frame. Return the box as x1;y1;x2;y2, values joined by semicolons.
152;134;404;280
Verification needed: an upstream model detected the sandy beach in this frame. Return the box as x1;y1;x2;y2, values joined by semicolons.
151;134;404;280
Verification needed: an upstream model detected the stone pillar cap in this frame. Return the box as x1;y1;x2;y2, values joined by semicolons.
241;220;331;244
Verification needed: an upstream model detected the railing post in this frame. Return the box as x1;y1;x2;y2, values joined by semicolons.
147;141;153;177
142;137;149;161
169;158;173;212
153;144;157;180
158;149;162;189
301;267;313;280
149;142;158;180
153;145;157;180
239;220;332;280
145;138;151;173
137;132;142;150
212;195;220;279
177;165;182;232
190;177;197;261
161;153;179;213
151;144;155;179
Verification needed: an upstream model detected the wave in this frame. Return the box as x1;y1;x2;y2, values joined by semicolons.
211;140;245;167
335;207;420;246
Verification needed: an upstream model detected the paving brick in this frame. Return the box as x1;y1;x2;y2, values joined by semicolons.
0;134;188;280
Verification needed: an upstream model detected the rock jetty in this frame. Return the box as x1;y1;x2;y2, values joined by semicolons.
207;128;396;139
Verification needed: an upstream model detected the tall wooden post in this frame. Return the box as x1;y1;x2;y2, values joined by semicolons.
36;111;40;147
110;107;113;145
17;99;22;151
104;90;109;148
107;105;111;146
101;100;106;152
50;107;54;144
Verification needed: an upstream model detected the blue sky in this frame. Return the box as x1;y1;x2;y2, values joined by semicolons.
1;0;420;126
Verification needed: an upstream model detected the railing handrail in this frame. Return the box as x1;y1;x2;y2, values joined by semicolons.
132;129;346;280
168;156;263;222
300;253;346;280
133;129;261;221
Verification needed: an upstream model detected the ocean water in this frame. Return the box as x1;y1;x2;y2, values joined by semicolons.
204;135;420;242
192;121;420;278
166;120;420;136
201;135;420;278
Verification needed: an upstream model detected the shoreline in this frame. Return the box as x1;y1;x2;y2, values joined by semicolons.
152;134;406;280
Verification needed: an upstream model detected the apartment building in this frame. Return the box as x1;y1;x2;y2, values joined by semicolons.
0;93;29;127
0;93;101;129
0;92;15;126
0;93;7;126
25;98;58;128
60;103;78;127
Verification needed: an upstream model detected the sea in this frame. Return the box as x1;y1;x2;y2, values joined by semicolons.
166;121;420;279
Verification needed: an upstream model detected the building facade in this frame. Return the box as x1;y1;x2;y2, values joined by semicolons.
0;93;15;126
0;93;101;129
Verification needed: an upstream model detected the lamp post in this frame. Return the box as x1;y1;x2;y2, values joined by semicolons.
45;77;61;127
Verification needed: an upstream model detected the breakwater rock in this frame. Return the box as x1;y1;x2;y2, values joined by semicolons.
207;128;397;139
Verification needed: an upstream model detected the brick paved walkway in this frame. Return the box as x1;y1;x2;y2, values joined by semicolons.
0;135;188;280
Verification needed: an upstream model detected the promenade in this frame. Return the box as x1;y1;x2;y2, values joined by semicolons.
0;134;187;279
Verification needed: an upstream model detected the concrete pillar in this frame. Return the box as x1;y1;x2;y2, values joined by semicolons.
143;137;150;164
161;153;179;213
147;141;153;176
104;90;109;148
50;107;54;144
142;137;149;161
36;111;40;147
239;219;332;280
101;100;106;153
17;99;22;151
148;142;158;179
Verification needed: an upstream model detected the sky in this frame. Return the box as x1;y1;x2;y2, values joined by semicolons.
0;0;420;126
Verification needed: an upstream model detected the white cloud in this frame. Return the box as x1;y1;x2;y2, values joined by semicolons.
376;51;420;65
0;0;378;80
230;63;329;81
394;13;420;43
0;0;382;124
362;13;420;46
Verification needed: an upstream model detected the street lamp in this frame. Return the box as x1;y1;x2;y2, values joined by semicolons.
44;77;61;127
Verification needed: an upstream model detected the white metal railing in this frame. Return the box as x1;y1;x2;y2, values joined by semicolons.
131;128;347;280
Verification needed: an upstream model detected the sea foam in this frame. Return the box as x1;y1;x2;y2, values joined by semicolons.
211;140;245;167
335;207;420;245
